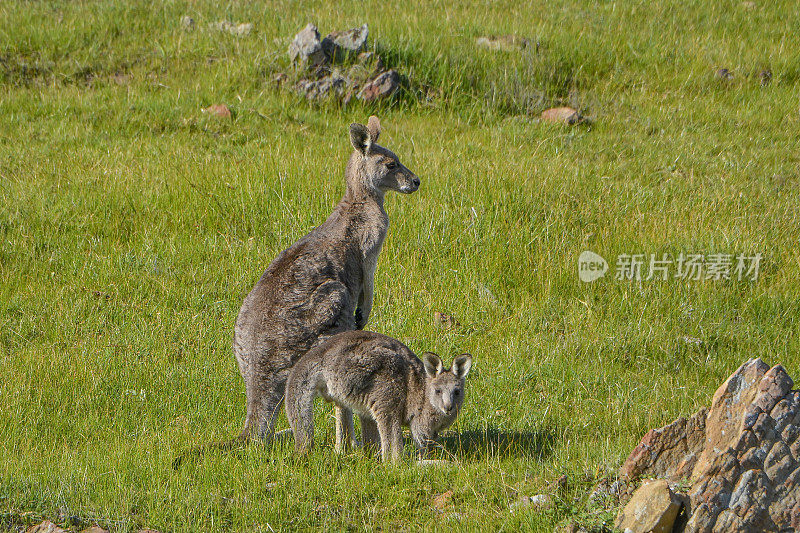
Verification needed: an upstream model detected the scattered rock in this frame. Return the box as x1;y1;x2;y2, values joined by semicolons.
759;69;772;86
321;24;368;62
282;24;406;104
432;490;454;511
288;23;326;66
615;479;682;533
510;493;553;513
741;1;757;9
434;311;460;329
297;71;349;100
210;20;252;36
180;15;195;31
540;106;583;125
27;522;66;533
716;68;734;81
620;358;800;532
357;70;401;102
203;104;232;119
476;35;530;52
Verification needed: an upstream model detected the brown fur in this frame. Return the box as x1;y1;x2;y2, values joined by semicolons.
286;330;473;463
174;117;419;467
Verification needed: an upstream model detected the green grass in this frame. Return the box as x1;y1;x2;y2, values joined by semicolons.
2;0;799;531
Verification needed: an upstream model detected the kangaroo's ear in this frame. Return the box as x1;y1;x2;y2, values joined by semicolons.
350;122;371;154
452;354;473;379
367;115;381;143
422;352;443;378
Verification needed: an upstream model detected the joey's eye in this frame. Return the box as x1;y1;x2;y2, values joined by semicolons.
454;389;461;396
385;161;397;169
435;389;442;395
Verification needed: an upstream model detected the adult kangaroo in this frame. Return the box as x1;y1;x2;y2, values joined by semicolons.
233;116;419;447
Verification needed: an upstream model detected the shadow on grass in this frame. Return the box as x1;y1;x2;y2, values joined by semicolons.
436;425;558;461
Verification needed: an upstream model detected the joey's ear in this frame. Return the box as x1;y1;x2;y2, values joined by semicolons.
452;354;473;379
349;123;371;154
422;352;443;378
367;115;381;143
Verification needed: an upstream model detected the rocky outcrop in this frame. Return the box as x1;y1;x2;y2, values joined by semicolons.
287;24;401;103
619;358;800;532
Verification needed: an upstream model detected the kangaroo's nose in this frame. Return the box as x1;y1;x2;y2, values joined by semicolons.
412;177;420;187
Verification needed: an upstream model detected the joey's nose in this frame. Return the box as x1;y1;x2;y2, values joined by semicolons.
412;177;420;188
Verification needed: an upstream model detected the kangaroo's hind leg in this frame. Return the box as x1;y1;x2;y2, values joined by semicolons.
334;406;356;453
359;415;380;455
285;367;318;455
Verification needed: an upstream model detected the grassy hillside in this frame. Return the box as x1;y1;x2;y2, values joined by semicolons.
1;0;799;531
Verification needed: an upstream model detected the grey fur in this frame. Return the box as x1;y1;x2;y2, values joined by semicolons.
285;330;473;463
233;116;419;444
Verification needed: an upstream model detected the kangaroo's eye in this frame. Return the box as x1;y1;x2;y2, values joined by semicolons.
454;389;460;396
435;389;442;395
385;161;397;169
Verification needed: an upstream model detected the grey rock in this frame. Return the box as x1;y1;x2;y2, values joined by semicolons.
181;16;195;30
358;70;401;102
322;24;368;62
297;71;349;100
476;34;530;51
289;23;326;66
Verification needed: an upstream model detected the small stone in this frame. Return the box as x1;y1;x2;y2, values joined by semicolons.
476;35;530;52
27;522;67;533
288;23;326;66
357;70;401;102
510;493;552;513
322;24;368;62
180;16;195;30
432;490;454;510
203;104;231;119
434;311;460;329
615;479;682;533
232;23;252;36
716;68;734;80
81;527;108;533
741;1;757;8
540;107;582;125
